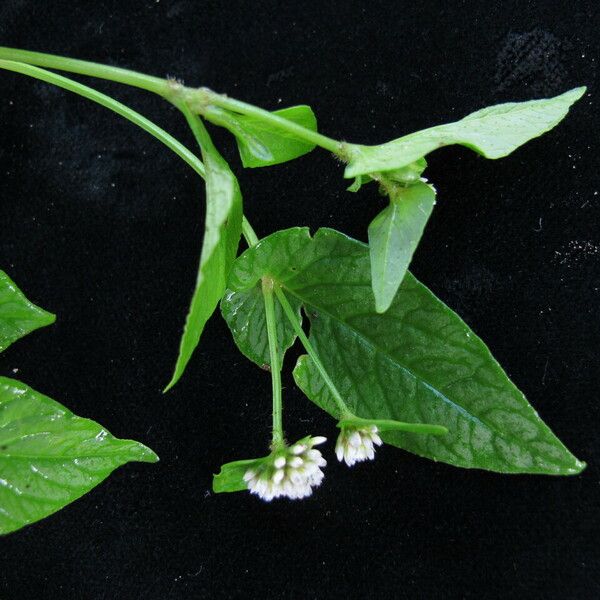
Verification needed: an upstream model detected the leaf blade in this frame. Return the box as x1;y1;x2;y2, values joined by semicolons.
0;377;158;535
220;284;301;368
0;270;55;353
368;181;436;312
165;131;243;391
228;228;584;475
206;105;318;168
345;87;586;177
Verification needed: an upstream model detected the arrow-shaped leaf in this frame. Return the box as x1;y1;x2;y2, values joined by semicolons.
0;270;55;353
368;181;436;313
226;227;584;475
345;87;586;178
0;377;158;535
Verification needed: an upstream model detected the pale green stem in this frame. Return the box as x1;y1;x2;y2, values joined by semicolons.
241;219;260;247
0;47;346;158
262;278;285;448
0;59;206;179
0;47;169;95
273;286;352;419
338;416;448;436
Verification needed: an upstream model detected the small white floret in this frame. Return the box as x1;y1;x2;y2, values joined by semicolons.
336;425;382;467
244;436;327;501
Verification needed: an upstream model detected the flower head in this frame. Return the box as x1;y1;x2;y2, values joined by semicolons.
243;436;327;501
335;424;382;467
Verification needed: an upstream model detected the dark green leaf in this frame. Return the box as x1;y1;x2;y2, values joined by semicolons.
220;284;301;368
165;127;243;391
0;270;55;353
228;227;584;475
205;105;318;168
0;377;158;535
345;87;586;178
368;181;436;313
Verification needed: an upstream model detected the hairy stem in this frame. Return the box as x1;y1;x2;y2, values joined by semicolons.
274;287;351;419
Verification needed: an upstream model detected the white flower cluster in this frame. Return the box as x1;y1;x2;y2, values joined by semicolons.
336;425;382;466
244;436;327;501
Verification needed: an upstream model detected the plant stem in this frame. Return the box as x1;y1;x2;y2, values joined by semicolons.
0;59;206;179
262;278;285;448
273;287;351;419
241;219;260;247
0;47;168;96
0;47;346;158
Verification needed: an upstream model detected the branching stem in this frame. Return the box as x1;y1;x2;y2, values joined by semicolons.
0;47;346;158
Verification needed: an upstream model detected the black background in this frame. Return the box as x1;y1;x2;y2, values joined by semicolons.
1;1;599;598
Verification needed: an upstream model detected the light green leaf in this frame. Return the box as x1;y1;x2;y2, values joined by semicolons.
165;126;243;391
0;377;158;535
368;181;436;313
345;87;586;178
205;104;318;168
220;284;302;368
213;458;258;493
0;270;55;353
346;174;373;193
228;227;584;475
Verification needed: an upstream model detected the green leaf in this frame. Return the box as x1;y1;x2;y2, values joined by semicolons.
213;458;258;493
345;87;586;178
0;270;55;353
368;181;436;313
228;227;584;475
346;174;373;193
205;104;318;168
165;126;243;391
0;377;158;535
220;284;302;368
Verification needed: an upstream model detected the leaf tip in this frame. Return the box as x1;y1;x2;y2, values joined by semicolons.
569;85;587;101
162;368;182;393
139;444;160;463
571;457;587;475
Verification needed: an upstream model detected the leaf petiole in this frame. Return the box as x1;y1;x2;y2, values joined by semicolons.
338;417;448;436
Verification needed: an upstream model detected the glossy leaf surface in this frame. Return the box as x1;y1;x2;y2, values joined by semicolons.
368;181;436;313
165;127;243;390
345;87;586;177
0;377;158;534
228;227;584;475
0;270;55;352
220;284;301;368
206;105;317;168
